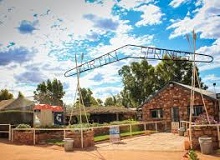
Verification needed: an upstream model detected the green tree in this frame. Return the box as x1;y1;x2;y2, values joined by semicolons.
104;94;124;107
17;91;24;98
155;55;207;89
118;57;207;107
0;89;13;101
104;97;115;106
96;98;103;106
79;88;98;107
34;79;65;106
118;60;156;107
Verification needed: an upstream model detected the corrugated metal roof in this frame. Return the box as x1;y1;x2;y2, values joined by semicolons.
34;104;63;112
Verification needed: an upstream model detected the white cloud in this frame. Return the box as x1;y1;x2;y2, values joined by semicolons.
0;0;157;105
195;0;203;7
202;74;220;93
169;0;188;8
167;1;220;77
117;0;153;10
135;4;164;26
93;86;123;102
116;1;164;27
167;0;220;39
197;38;220;71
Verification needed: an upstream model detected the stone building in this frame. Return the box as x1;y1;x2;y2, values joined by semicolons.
141;82;219;125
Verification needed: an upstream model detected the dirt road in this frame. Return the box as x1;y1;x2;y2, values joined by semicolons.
0;139;219;160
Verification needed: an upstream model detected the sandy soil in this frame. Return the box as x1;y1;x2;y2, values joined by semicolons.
0;141;220;160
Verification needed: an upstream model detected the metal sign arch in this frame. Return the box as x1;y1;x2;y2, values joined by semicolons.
64;44;213;77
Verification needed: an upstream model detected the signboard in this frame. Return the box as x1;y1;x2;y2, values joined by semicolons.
109;126;120;143
54;112;64;125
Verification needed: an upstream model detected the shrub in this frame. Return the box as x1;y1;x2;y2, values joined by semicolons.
188;150;199;160
16;124;31;129
194;113;218;125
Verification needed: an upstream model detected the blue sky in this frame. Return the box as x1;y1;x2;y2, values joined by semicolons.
0;0;220;104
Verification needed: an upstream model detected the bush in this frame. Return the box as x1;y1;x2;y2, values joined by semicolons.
188;150;199;160
36;125;65;128
110;120;138;125
16;124;31;129
195;113;218;124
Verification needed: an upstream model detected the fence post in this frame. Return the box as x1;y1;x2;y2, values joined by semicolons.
11;129;14;142
63;129;65;139
8;124;11;141
165;121;167;131
155;122;158;131
217;125;220;148
130;124;132;136
144;122;146;131
33;129;36;145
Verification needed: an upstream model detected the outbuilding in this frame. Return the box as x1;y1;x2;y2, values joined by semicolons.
141;82;219;130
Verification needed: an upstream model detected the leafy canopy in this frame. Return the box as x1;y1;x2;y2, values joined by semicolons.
0;89;14;101
34;79;65;106
118;57;207;107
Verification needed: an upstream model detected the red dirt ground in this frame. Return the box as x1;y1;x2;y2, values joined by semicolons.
0;141;220;160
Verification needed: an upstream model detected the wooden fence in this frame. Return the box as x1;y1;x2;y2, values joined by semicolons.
0;124;12;141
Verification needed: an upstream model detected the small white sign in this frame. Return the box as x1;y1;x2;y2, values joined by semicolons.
109;126;120;143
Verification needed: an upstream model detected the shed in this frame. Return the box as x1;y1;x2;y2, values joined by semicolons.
33;104;64;126
141;81;219;125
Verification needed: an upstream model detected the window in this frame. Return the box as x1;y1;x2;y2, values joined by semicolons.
187;105;204;116
150;109;163;118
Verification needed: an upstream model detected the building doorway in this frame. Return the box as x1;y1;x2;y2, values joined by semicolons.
171;107;179;122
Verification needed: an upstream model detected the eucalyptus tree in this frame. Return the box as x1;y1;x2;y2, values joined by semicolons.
104;94;123;106
118;57;207;107
0;89;14;101
78;88;98;107
118;60;156;106
155;56;207;90
104;97;115;106
34;79;65;106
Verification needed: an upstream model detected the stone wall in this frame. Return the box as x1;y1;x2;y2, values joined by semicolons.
65;130;94;148
93;126;109;136
191;126;219;150
13;131;34;145
36;131;63;144
142;84;218;127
